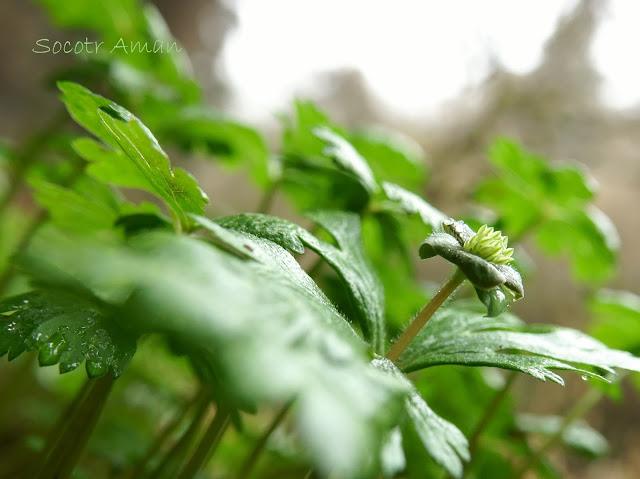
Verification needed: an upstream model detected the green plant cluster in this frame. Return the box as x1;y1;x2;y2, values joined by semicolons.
1;1;639;479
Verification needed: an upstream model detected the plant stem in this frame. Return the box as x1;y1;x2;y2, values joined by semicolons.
468;371;518;456
386;268;465;363
177;405;231;479
513;385;604;479
33;374;115;479
148;394;213;479
121;389;208;479
239;399;294;479
257;182;279;214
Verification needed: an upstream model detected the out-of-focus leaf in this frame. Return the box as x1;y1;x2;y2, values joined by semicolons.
374;358;469;478
516;414;609;457
351;129;425;191
37;1;197;102
380;427;406;477
536;208;619;283
361;213;427;331
29;176;121;233
476;139;617;282
58;82;208;229
381;182;447;231
398;306;640;384
589;289;640;354
156;108;270;186
279;101;373;212
313;127;378;194
0;291;136;377
282;100;341;157
23;228;406;478
216;212;387;354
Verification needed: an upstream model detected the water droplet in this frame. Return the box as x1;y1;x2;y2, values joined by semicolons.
581;375;589;381
59;361;81;374
6;321;16;332
86;360;108;378
22;300;29;304
38;335;66;366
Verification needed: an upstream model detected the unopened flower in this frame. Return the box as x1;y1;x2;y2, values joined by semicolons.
419;219;524;316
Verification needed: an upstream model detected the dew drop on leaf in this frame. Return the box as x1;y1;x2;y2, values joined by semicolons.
86;360;108;378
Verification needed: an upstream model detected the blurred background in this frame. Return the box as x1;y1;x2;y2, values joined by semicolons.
1;0;640;477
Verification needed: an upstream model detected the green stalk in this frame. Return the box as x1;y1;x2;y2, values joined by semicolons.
239;400;294;479
121;389;208;479
467;371;518;456
386;268;465;363
33;374;115;479
177;405;231;479
148;395;213;479
513;385;604;479
257;181;279;214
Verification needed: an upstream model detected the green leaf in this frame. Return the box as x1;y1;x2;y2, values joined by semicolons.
156;108;270;186
589;289;640;354
374;358;469;478
216;212;387;353
476;138;617;282
381;182;447;231
313;127;379;194
397;306;640;384
380;427;406;477
282;100;340;157
59;82;208;228
29;176;121;233
23;228;406;478
0;291;136;377
72;138;152;191
536;207;619;283
278;101;373;212
516;414;609;457
350;130;426;191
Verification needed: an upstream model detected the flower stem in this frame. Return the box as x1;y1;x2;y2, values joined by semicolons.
177;404;231;479
33;374;115;479
148;394;213;479
239;399;294;479
257;181;279;214
513;384;605;479
386;268;465;363
467;371;518;459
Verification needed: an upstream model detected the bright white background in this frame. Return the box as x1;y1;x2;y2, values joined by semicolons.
217;0;640;119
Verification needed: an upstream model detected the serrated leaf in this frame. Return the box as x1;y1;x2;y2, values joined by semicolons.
23;228;406;478
374;358;469;478
516;414;609;457
216;212;386;353
0;291;136;377
397;306;640;384
382;182;447;231
58;82;208;229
